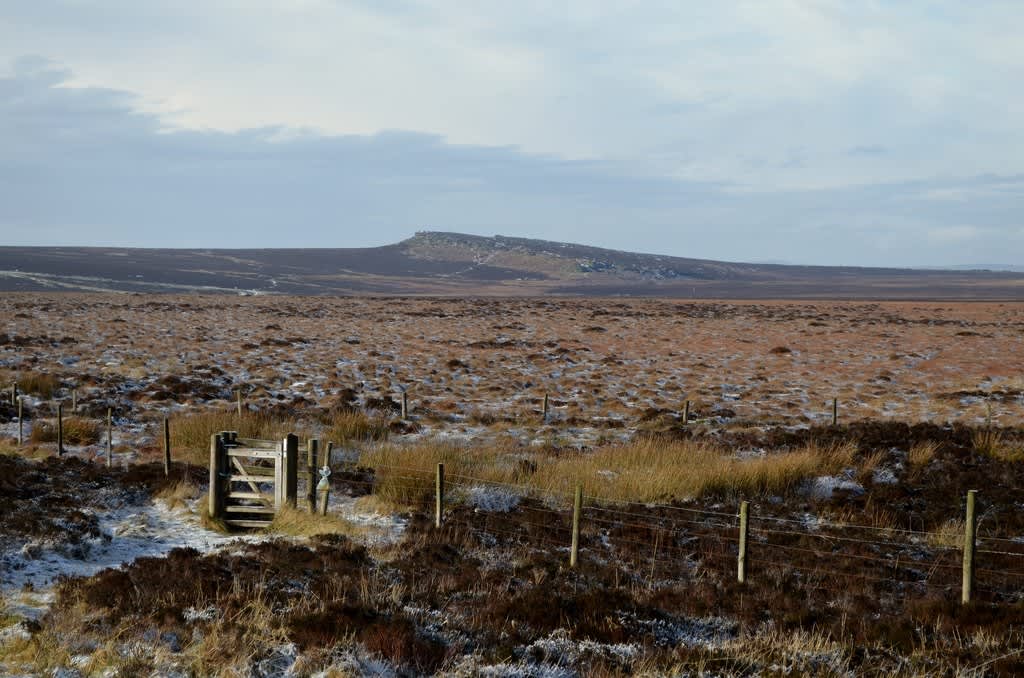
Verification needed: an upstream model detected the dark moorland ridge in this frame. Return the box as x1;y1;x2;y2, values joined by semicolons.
0;231;1022;299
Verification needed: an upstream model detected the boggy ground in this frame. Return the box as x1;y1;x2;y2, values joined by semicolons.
4;418;1024;676
1;295;1023;448
2;294;1024;676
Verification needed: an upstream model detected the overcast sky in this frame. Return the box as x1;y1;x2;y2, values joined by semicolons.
1;1;1022;266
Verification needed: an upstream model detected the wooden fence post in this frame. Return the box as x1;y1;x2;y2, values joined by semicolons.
401;392;408;419
236;389;243;417
163;417;171;476
208;433;223;519
832;398;838;426
738;501;749;583
106;407;112;468
71;389;77;413
543;393;550;422
285;433;298;508
684;400;691;423
57;402;64;456
16;397;23;447
9;383;16;406
962;490;977;604
306;439;319;513
570;484;583;568
435;462;445;528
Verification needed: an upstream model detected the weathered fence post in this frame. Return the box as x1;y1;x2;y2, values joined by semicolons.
543;393;550;422
57;402;64;456
401;391;409;419
963;490;977;604
208;433;223;519
435;462;445;528
738;501;749;583
318;462;331;516
71;389;77;413
236;389;243;417
684;400;691;424
163;417;171;476
285;433;298;508
306;438;319;513
106;407;112;468
570;484;583;568
9;383;16;406
17;397;23;447
832;398;838;426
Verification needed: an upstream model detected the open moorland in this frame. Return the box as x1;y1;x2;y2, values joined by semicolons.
2;293;1024;676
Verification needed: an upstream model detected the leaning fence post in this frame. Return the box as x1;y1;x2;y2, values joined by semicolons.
306;439;319;512
738;501;750;583
435;462;445;528
832;398;838;426
962;490;977;604
162;417;172;476
208;433;222;519
285;433;298;508
17;397;23;447
570;484;583;568
57;402;64;456
106;407;112;468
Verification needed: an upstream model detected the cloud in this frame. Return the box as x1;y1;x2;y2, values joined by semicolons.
0;61;1021;268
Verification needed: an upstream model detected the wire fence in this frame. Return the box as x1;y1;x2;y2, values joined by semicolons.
331;463;1024;606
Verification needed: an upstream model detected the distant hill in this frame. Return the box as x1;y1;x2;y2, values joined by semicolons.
0;231;1022;299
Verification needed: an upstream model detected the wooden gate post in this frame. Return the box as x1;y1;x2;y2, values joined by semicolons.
306;438;319;512
236;389;243;417
285;433;299;508
209;433;223;519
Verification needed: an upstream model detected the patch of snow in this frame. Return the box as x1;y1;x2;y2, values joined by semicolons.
465;485;521;513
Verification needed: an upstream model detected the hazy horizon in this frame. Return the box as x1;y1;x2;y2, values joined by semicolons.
1;3;1022;267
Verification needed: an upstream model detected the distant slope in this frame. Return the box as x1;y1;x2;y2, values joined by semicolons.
0;231;1022;299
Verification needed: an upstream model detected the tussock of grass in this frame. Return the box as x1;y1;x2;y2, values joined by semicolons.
15;372;61;399
324;410;390;445
268;505;361;538
928;518;965;548
155;479;202;510
169;410;304;464
972;428;1023;461
29;416;100;445
908;440;939;467
359;437;857;506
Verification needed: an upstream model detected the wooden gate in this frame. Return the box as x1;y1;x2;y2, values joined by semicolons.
208;431;298;528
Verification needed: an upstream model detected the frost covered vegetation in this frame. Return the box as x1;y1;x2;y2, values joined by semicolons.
1;294;1024;676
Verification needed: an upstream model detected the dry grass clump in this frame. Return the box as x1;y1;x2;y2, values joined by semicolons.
357;437;856;506
154;479;202;510
908;440;939;467
359;440;518;505
168;410;303;464
324;410;390;445
972;428;1023;461
927;518;965;548
15;372;61;399
540;438;856;502
267;505;363;538
29;416;100;445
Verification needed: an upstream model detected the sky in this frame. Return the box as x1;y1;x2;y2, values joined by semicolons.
1;1;1022;266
